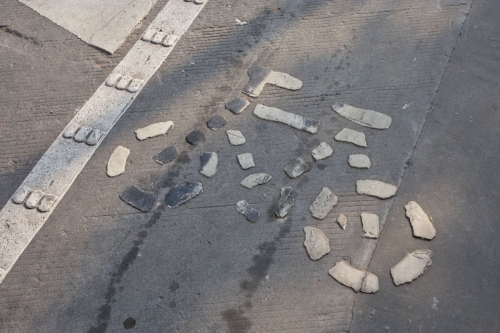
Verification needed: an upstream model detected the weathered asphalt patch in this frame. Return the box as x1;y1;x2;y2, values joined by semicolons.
135;121;174;141
120;185;156;212
312;142;333;161
335;128;367;147
348;154;371;169
391;249;434;286
303;226;330;260
284;158;310;178
240;173;272;189
273;187;295;218
331;102;392;129
237;153;255;170
225;97;250;115
186;129;206;145
253;104;320;134
165;182;203;208
405;201;436;240
356;180;398;199
361;212;380;239
236;200;260;222
206;114;227;130
107;146;130;177
226;130;246;146
329;260;379;293
243;65;303;97
153;146;179;165
309;187;338;219
199;152;218;178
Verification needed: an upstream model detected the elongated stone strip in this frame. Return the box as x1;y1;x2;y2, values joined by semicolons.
356;180;397;199
331;102;392;129
253;104;319;134
329;260;379;293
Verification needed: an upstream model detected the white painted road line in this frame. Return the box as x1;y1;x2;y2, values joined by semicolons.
0;0;209;284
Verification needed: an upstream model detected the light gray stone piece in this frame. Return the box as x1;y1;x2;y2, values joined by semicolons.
335;128;367;147
391;249;434;286
274;187;295;218
236;200;260;222
309;187;338;219
199;152;218;178
348;154;371;169
243;65;303;97
254;104;320;134
237;153;255;170
107;146;130;177
303;226;330;260
240;173;272;189
226;130;246;146
331;102;392;129
135;121;174;140
312;142;333;161
337;213;347;230
405;201;436;240
329;260;379;293
356;180;397;199
284;158;310;178
361;212;380;239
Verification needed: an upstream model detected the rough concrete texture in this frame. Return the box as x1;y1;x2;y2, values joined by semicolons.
237;153;255;170
349;154;371;169
361;212;380;239
283;157;310;178
135;121;174;141
329;260;379;293
273;186;295;218
236;200;260;222
311;142;333;161
390;249;434;286
405;201;436;240
303;226;330;260
335;128;367;147
356;179;398;199
253;104;320;133
226;129;246;145
309;187;338;219
240;173;272;189
331;101;392;129
106;145;130;177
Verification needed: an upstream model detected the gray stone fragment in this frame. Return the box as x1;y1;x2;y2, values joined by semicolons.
361;212;380;239
254;104;319;134
284;158;310;178
186;129;206;145
206;114;227;130
107;146;130;177
153;146;178;165
405;201;436;240
335;128;367;147
199;152;218;178
120;185;156;212
135;121;174;141
303;226;330;260
226;130;246;145
312;142;333;161
391;249;434;286
236;200;260;222
243;65;303;97
348;154;371;169
331;102;392;129
237;153;255;170
337;213;347;230
309;187;338;219
165;182;203;208
356;180;398;199
240;173;272;189
274;187;295;218
329;260;379;293
225;97;250;115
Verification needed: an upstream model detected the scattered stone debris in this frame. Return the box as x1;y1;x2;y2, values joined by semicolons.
337;213;347;230
254;104;320;134
225;97;250;115
153;146;178;165
274;187;295;218
236;200;260;222
329;260;379;293
206;114;227;130
309;187;338;219
284;158;310;178
235;18;247;26
166;182;203;208
226;130;246;145
391;249;434;286
303;226;330;260
186;129;206;145
107;146;130;177
243;65;303;98
356;180;397;199
405;201;436;240
120;185;156;212
335;128;367;147
199;152;218;178
348;154;371;169
331;102;392;129
237;153;255;170
240;173;272;189
361;212;380;239
135;121;174;141
312;142;333;161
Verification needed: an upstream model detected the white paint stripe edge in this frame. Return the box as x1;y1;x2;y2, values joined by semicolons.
0;0;209;284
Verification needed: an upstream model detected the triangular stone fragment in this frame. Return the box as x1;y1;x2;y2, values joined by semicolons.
405;201;436;240
391;249;433;286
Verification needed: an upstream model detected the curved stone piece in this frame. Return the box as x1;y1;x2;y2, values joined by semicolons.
274;187;295;218
284;158;310;179
405;201;436;240
236;200;260;222
135;121;174;141
361;212;380;239
199;152;218;178
24;190;44;209
254;104;319;134
107;146;130;177
37;194;58;213
240;173;272;189
391;249;434;286
243;65;302;98
331;102;392;129
120;185;156;212
226;130;246;146
356;180;397;199
329;260;379;293
309;187;338;220
348;154;371;169
12;186;32;204
335;128;367;147
165;182;203;208
312;142;333;161
303;226;330;260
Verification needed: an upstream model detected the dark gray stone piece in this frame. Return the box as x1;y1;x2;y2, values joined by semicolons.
206;114;227;130
153;146;178;165
199;152;218;178
284;158;310;178
243;66;272;97
165;182;203;208
186;129;206;145
273;186;295;218
236;200;260;222
225;97;250;115
120;185;156;212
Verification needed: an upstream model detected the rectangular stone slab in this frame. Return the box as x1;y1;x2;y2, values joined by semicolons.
332;102;392;129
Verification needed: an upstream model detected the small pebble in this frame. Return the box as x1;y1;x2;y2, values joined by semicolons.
186;129;206;145
206;114;227;130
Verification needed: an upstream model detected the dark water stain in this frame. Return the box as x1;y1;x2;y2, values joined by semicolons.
222;309;252;333
317;163;328;170
169;280;179;293
169;300;177;309
122;317;136;329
